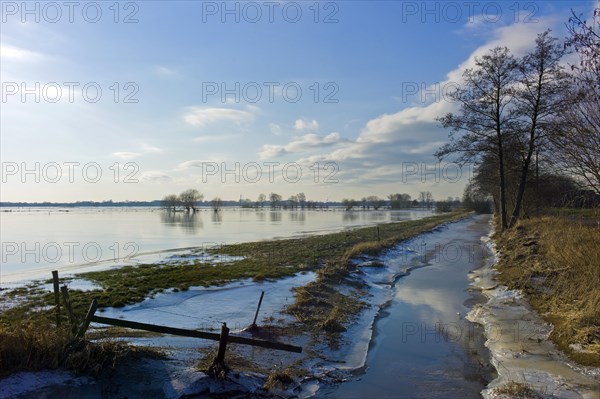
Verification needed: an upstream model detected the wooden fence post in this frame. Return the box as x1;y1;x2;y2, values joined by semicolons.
77;298;98;339
251;291;265;328
216;323;230;364
52;271;61;327
60;286;76;330
376;225;380;241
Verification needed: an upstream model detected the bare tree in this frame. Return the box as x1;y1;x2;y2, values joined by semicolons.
179;189;203;212
509;31;570;227
388;193;412;209
549;10;600;195
211;197;223;212
437;47;519;230
366;195;384;210
269;192;282;209
257;193;267;208
297;192;306;209
162;194;180;212
418;191;434;209
342;199;357;211
288;195;299;210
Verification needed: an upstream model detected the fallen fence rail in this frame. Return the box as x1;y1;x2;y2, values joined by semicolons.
89;314;302;353
76;297;302;372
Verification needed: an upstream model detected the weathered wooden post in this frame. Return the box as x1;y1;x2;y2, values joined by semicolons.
60;286;76;329
251;291;265;328
52;270;61;327
216;323;230;364
77;298;98;339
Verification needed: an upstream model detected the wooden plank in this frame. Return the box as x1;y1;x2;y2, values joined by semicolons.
251;291;265;327
60;285;76;327
52;270;61;327
91;315;302;353
77;298;98;338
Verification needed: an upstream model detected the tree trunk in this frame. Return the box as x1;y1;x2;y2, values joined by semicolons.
509;144;534;228
498;146;508;230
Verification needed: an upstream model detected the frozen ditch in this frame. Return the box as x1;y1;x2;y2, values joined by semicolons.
318;214;496;398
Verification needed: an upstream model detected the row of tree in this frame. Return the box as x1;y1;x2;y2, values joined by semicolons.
436;10;600;230
162;190;454;212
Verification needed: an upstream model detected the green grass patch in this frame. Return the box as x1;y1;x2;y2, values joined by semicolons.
1;211;470;330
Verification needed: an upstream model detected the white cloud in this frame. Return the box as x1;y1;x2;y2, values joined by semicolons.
112;144;162;160
112;151;141;160
155;66;177;76
140;171;172;182
183;107;253;128
192;134;240;142
0;44;44;62
257;17;560;191
177;159;220;169
269;123;283;135
258;132;346;159
141;144;162;153
294;118;319;132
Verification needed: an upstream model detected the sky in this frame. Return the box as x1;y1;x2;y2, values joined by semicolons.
1;0;598;203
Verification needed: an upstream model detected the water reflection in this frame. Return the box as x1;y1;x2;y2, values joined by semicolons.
160;211;204;233
342;211;359;222
211;210;223;224
288;211;306;223
269;211;282;223
255;211;266;222
2;208;436;283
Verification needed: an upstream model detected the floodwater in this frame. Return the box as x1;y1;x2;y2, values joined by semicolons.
322;215;495;399
0;207;433;284
0;214;499;399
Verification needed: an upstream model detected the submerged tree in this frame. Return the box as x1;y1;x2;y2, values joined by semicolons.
179;189;203;212
211;197;223;212
162;194;180;212
269;192;282;209
342;198;357;211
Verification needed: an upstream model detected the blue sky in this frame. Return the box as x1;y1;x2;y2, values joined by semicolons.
1;0;597;202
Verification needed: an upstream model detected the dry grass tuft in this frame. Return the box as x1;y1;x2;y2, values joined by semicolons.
492;381;539;398
495;216;600;366
263;367;295;390
0;324;164;378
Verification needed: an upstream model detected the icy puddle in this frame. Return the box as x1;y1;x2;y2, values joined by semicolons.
88;271;316;363
3;272;315;399
321;215;495;398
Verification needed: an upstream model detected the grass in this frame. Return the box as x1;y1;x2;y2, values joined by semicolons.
0;211;470;329
494;216;600;366
0;210;471;378
492;381;539;398
0;324;164;378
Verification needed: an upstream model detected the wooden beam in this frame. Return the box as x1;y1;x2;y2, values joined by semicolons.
251;291;265;327
77;298;98;339
60;285;76;328
52;270;61;327
90;315;302;353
